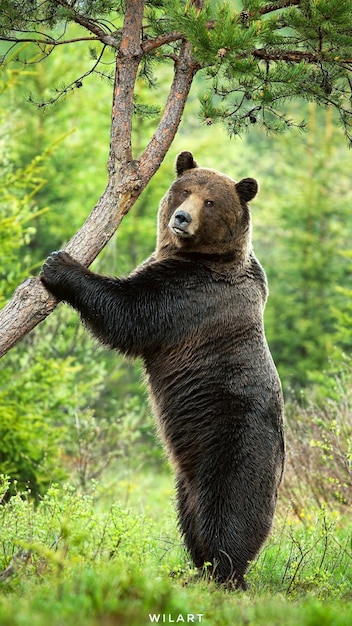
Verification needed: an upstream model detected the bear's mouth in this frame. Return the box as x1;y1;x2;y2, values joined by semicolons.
169;225;192;237
168;209;194;238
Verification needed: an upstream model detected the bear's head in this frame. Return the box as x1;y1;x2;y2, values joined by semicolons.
156;151;258;264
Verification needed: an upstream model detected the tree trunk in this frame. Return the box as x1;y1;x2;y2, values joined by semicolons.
0;177;140;357
0;2;198;358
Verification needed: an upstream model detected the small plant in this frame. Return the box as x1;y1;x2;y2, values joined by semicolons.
0;477;160;585
248;506;352;598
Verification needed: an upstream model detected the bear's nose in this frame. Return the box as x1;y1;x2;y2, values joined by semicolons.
173;210;192;228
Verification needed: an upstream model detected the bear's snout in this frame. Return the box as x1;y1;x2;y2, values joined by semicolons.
174;209;192;229
169;209;193;236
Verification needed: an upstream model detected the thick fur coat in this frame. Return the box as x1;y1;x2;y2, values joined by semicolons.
41;151;284;588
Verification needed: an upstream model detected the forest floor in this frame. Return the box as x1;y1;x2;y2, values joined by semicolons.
0;468;351;626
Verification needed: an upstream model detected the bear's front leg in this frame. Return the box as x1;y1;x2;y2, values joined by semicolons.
40;250;136;352
40;250;89;303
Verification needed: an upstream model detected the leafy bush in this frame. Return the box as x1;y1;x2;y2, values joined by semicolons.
0;350;74;497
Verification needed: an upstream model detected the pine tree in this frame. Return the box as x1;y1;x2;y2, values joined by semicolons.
261;105;352;389
1;0;352;355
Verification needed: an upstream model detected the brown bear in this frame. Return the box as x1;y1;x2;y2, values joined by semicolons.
41;151;285;589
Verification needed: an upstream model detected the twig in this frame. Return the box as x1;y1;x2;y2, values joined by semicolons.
0;550;31;582
32;44;108;108
258;0;301;16
0;36;99;45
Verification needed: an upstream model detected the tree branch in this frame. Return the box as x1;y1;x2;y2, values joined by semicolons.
108;0;144;171
0;36;100;45
258;0;301;16
33;45;109;108
52;0;120;48
141;31;183;54
0;174;143;358
252;48;352;64
139;40;199;184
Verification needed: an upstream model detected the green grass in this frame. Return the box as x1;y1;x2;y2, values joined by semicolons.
0;470;351;626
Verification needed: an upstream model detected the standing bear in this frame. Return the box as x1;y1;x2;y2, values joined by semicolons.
41;151;285;589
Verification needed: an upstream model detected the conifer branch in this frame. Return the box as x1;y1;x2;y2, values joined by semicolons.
139;40;199;184
31;45;108;108
51;0;120;48
0;35;99;46
141;32;183;54
252;49;352;65
258;0;301;16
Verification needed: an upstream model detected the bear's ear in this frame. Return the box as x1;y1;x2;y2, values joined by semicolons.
176;151;198;176
236;177;259;203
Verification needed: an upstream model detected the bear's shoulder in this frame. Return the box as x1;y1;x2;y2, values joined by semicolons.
131;253;267;307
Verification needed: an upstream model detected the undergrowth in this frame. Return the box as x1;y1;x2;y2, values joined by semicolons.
1;369;352;625
0;472;351;626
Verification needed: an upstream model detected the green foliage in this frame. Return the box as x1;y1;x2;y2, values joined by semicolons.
1;1;352;141
259;106;352;389
331;256;352;355
0;59;48;304
200;1;352;140
0;480;154;569
250;506;352;598
0;349;76;497
0;474;351;625
0;157;45;305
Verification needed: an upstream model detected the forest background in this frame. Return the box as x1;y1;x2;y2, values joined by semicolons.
1;2;352;625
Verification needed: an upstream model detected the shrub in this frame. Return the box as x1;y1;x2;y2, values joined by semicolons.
281;368;352;513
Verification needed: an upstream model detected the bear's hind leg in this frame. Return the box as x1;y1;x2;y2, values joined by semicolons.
175;474;205;569
194;473;274;589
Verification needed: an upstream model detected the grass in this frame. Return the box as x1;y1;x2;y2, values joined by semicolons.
0;469;352;626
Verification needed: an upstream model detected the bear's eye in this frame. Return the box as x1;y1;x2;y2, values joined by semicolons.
182;189;190;197
204;200;214;207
